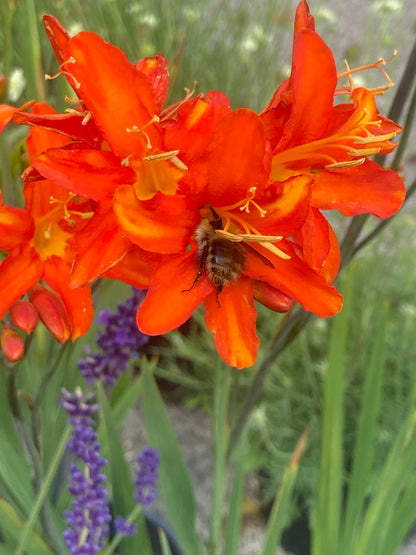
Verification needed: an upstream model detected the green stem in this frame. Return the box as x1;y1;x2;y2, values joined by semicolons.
228;309;312;456
14;426;71;555
208;365;231;555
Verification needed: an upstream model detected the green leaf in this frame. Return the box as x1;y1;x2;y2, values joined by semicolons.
97;383;153;555
312;267;354;555
341;302;388;550
142;365;205;555
209;364;231;553
223;427;250;555
0;499;53;555
261;428;308;555
0;370;34;513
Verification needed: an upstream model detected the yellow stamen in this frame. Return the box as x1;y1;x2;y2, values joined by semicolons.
220;187;267;218
354;130;398;144
160;81;197;121
126;115;160;150
337;52;396;96
214;212;291;261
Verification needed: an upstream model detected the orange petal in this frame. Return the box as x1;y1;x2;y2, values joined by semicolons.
276;29;337;151
187;108;268;205
204;277;259;369
164;90;231;165
137;252;215;334
103;245;160;289
135;54;170;111
32;148;135;201
298;207;330;271
244;244;343;317
0;100;35;133
64;31;160;157
0;204;34;249
294;0;315;35
43;15;71;65
15;105;100;148
70;206;131;287
114;186;199;253
44;258;94;340
248;175;311;236
311;160;406;218
0;246;44;320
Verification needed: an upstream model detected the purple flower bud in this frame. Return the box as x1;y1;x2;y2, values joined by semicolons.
113;515;138;537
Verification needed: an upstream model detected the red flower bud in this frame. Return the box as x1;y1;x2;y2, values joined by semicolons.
252;280;293;313
10;300;39;334
1;326;25;362
28;284;71;343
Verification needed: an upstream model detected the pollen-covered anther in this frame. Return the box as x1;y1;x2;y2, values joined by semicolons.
143;150;188;171
325;158;366;170
354;131;398;144
348;147;381;157
126;115;160;149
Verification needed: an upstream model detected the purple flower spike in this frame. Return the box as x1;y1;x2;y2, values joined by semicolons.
62;388;111;555
78;288;149;385
135;446;160;506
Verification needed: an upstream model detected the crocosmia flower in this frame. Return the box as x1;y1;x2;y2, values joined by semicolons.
0;103;94;340
137;105;343;368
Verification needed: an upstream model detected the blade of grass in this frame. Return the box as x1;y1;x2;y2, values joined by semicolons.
0;499;53;555
222;426;250;555
312;267;354;555
97;383;152;555
142;364;205;555
352;408;416;555
209;364;231;555
14;426;71;555
341;302;388;551
261;427;309;555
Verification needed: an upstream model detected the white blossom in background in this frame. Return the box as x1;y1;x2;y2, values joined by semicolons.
8;68;25;102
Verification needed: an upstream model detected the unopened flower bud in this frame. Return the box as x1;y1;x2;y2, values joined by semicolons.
28;284;71;343
1;326;25;362
10;300;39;334
252;280;293;313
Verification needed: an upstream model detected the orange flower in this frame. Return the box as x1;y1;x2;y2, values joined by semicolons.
0;103;94;340
261;0;405;219
137;107;342;368
16;16;198;285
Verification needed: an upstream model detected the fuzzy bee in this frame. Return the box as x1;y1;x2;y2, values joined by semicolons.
187;207;275;295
